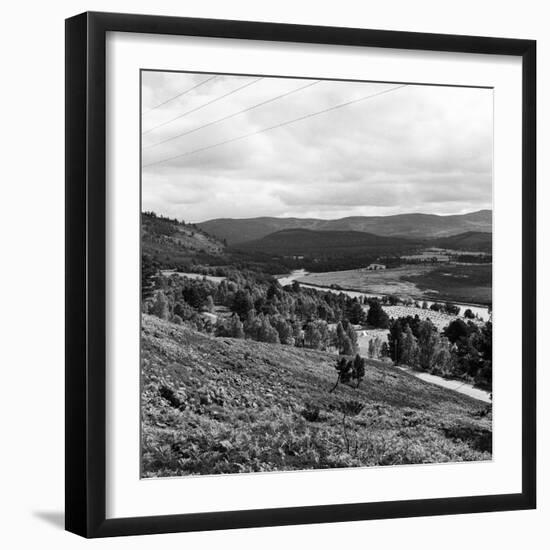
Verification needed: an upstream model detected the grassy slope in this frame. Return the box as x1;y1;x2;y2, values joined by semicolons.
142;315;491;477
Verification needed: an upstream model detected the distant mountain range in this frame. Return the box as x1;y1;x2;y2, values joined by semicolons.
232;228;418;257
198;210;492;245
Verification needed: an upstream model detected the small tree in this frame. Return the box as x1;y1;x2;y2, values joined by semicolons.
330;355;366;391
330;357;353;393
231;289;254;320
348;300;365;324
336;321;357;355
141;254;159;300
227;315;245;338
340;334;354;355
368;339;376;358
367;336;382;359
399;324;419;367
304;322;320;349
444;302;460;315
258;316;279;344
352;354;366;388
203;295;215;312
345;322;359;352
464;308;475;319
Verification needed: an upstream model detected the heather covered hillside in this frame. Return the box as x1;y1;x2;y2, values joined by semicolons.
141;315;492;477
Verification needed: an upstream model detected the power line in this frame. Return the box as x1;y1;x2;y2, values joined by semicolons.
143;80;321;151
143;84;407;169
142;77;263;136
142;75;217;115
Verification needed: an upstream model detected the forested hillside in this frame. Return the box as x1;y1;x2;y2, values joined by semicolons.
141;211;225;270
231;228;419;256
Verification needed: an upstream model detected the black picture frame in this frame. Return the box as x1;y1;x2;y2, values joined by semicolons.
65;11;536;538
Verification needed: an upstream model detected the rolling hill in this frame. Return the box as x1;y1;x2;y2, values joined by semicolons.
141;314;491;477
430;231;493;252
142;212;225;268
231;228;418;257
198;210;492;245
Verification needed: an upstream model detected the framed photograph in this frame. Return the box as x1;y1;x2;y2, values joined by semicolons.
65;11;536;538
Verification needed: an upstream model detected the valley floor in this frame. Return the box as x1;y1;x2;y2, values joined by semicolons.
141;315;492;477
295;264;492;306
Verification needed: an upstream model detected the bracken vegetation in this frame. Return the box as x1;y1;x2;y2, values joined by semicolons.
142;315;491;477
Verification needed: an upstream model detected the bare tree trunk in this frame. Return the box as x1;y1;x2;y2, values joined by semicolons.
329;374;341;393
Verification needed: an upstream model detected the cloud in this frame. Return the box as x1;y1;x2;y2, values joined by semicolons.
141;72;492;221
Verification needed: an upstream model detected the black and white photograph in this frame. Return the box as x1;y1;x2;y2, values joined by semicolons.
140;71;493;477
0;0;543;544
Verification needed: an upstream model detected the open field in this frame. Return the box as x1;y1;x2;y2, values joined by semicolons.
402;264;492;305
297;265;438;297
142;315;491;477
296;264;492;306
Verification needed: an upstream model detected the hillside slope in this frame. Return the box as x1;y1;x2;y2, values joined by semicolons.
142;315;491;477
231;228;418;257
198;210;492;244
430;231;493;252
142;212;225;268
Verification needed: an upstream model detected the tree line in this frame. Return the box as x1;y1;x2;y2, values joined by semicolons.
387;315;492;390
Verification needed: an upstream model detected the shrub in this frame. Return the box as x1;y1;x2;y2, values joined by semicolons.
464;308;475;319
301;403;321;422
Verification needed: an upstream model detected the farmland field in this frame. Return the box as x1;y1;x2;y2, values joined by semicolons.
296;263;492;306
296;266;431;296
401;264;492;305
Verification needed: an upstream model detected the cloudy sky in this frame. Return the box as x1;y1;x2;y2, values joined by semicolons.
141;71;493;223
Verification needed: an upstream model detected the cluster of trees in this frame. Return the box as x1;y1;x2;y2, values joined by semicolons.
423;301;461;315
367;336;387;359
387;314;492;390
330;355;367;392
443;318;492;390
142;266;373;353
